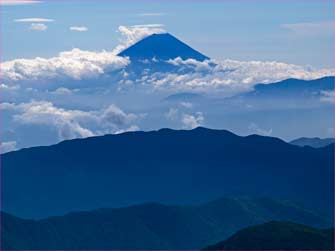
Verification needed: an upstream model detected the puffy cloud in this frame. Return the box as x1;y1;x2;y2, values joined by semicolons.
100;104;137;129
320;90;334;104
51;87;75;95
1;0;41;5
1;101;141;141
1;48;129;82
70;26;88;32
29;23;47;31
165;108;179;120
141;58;333;94
182;112;204;129
248;123;273;136
180;102;193;108
113;24;166;54
14;18;54;22
0;141;17;154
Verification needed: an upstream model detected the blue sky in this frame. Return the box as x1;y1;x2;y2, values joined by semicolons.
2;0;334;68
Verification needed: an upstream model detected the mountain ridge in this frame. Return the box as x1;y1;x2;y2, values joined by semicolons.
290;137;334;148
2;127;333;218
2;197;332;250
204;221;334;250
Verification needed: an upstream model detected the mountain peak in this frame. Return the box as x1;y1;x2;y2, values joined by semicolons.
118;33;209;61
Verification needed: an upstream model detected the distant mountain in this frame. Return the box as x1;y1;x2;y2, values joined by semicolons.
2;127;333;219
290;137;334;148
118;33;209;61
251;77;334;97
2;197;331;250
204;221;334;250
235;77;334;109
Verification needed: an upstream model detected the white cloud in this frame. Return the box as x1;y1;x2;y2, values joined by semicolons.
281;21;333;36
180;102;193;108
320;90;334;104
0;141;17;154
1;48;129;82
0;83;20;90
1;24;333;95
138;13;166;17
29;23;47;31
182;112;204;129
100;104;137;128
141;58;333;94
1;101;140;141
114;125;140;134
70;26;88;32
51;87;74;95
248;123;273;136
165;108;179;120
0;0;41;5
113;24;166;54
14;18;54;22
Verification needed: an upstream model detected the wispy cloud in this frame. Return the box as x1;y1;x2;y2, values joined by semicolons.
29;23;47;31
138;13;166;17
69;26;88;32
14;18;54;22
281;21;333;36
248;123;273;136
0;141;17;154
0;0;42;5
182;112;204;129
320;90;334;104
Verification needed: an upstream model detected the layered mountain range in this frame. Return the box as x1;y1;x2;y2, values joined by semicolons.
2;197;332;250
2;127;333;219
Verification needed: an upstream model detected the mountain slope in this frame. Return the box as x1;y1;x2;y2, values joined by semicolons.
252;77;334;97
290;137;334;148
235;77;334;109
2;127;333;218
204;221;334;250
2;198;332;250
118;33;209;61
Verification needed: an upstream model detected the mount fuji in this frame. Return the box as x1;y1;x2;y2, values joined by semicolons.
118;33;209;61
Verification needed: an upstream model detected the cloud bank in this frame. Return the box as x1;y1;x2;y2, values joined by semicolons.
141;58;333;94
2;48;129;82
1;101;141;141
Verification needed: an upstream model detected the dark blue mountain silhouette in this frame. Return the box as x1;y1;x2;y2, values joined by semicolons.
118;33;209;61
248;76;334;98
2;127;333;218
226;76;334;111
290;137;334;148
2;197;331;250
204;221;334;250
